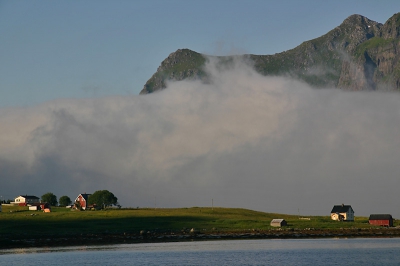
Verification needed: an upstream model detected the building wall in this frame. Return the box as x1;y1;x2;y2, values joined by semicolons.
331;213;345;221
369;220;392;227
331;211;354;221
346;210;354;221
14;196;26;203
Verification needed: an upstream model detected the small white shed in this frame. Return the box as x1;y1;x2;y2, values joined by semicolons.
270;219;287;227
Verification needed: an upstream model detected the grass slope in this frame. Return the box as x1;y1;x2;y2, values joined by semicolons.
1;206;397;237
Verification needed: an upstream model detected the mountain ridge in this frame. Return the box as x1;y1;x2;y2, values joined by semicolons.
140;13;400;94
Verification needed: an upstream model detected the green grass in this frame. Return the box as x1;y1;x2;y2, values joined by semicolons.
355;37;398;57
0;206;398;237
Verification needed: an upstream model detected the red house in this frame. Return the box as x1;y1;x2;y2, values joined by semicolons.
369;214;394;227
75;193;91;210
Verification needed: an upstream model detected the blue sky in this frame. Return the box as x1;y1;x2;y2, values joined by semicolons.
0;0;398;107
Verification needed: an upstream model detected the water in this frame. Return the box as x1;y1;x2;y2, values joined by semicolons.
1;238;400;265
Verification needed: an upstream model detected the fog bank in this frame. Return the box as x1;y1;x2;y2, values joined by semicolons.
1;60;400;217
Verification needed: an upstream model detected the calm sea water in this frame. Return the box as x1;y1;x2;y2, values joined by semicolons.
1;238;400;265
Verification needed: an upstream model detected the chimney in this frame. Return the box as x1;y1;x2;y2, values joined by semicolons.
341;203;344;207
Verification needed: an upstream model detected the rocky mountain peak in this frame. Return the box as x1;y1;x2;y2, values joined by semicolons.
140;13;400;94
381;12;400;39
333;14;382;52
140;49;206;94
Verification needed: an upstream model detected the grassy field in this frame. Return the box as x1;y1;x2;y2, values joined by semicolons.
1;205;398;237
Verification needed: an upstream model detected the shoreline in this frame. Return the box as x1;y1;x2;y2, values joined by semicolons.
2;227;400;250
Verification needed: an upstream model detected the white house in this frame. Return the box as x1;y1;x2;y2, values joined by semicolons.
12;195;40;206
330;204;354;221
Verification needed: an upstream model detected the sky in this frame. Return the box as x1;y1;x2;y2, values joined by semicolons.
1;1;400;217
0;0;398;106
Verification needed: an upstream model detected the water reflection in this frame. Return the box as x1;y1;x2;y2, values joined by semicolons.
2;238;400;255
0;238;400;266
1;238;400;266
0;245;101;255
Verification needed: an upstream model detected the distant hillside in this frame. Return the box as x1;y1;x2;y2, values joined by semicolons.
140;13;400;94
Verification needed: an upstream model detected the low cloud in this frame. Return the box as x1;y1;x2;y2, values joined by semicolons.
1;59;400;217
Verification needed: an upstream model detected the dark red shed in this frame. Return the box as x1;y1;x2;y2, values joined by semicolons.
369;214;393;227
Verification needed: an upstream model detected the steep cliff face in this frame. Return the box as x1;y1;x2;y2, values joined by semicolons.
250;14;382;89
338;13;400;90
381;13;400;39
140;13;400;94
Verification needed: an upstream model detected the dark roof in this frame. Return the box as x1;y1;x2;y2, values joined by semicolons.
79;193;91;201
18;195;39;199
331;205;354;213
369;214;393;220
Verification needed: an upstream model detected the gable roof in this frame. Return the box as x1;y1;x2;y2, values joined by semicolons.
77;193;91;201
331;205;354;213
17;195;39;200
271;219;286;223
369;214;392;220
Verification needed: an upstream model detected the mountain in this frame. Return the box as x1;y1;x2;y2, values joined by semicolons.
140;13;400;94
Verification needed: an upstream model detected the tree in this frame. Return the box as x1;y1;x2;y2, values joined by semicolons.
59;195;72;207
88;190;118;209
41;192;58;206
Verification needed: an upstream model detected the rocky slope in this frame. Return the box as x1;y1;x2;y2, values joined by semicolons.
140;13;400;94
